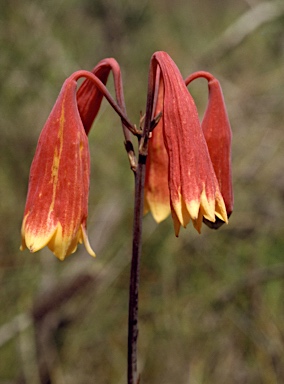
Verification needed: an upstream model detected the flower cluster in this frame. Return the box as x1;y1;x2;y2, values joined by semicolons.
20;51;233;260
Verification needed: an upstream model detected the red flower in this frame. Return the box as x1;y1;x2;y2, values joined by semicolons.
21;66;134;260
144;52;228;235
21;75;95;260
185;71;233;228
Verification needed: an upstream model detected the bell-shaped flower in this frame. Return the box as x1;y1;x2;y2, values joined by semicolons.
144;51;228;235
21;65;134;260
20;75;95;260
185;71;233;228
21;68;135;260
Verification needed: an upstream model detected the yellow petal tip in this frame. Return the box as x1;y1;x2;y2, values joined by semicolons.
81;225;96;258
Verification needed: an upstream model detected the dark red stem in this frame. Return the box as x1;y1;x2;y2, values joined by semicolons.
127;157;145;384
127;56;159;384
71;70;138;136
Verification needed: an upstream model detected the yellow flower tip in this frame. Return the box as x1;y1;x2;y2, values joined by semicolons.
192;211;204;234
20;230;27;251
199;190;216;223
48;224;96;261
144;186;171;223
215;194;228;224
20;219;95;260
202;193;229;230
172;195;192;228
22;223;57;255
81;225;96;258
46;223;68;260
171;209;181;237
20;219;27;252
184;199;201;223
149;202;171;223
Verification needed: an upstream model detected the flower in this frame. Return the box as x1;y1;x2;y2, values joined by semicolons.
185;71;234;228
20;75;95;260
144;51;228;235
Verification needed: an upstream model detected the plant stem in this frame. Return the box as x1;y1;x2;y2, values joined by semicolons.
127;157;146;384
127;55;157;384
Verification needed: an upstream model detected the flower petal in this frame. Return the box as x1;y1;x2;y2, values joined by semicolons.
144;76;171;223
201;76;233;227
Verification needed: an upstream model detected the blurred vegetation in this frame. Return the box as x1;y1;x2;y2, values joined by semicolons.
1;0;284;383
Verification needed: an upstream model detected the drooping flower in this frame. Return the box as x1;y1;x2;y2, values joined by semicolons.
20;75;95;260
185;71;233;228
144;51;228;235
21;66;135;260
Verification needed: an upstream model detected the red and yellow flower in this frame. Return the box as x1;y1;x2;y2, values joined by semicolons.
20;75;95;260
20;63;134;260
185;71;233;228
144;51;232;234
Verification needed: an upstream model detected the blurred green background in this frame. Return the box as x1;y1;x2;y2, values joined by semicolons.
1;0;284;383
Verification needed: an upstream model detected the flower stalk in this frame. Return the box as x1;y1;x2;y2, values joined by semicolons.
127;158;145;384
127;60;159;381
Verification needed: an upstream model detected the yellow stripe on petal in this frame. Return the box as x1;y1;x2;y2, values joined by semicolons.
49;105;65;214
